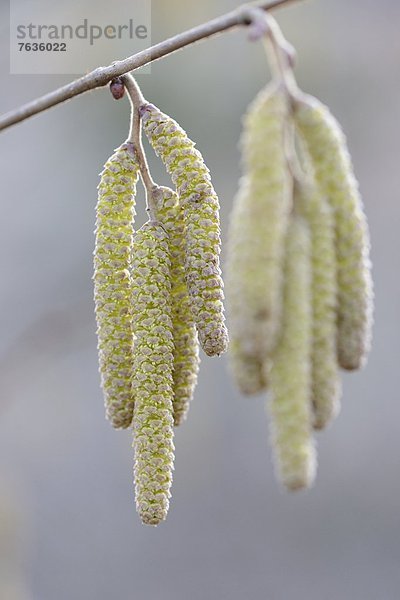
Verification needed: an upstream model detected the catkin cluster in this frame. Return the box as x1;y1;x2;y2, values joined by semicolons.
93;48;373;518
94;97;227;523
226;84;373;491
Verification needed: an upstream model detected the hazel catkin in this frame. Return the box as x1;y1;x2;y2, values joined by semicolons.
295;95;373;371
131;221;175;525
296;174;341;430
94;142;139;429
140;103;228;357
269;213;316;491
225;84;292;394
226;182;268;396
152;185;200;426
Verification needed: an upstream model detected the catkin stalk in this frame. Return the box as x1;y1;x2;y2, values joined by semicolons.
131;221;175;526
295;95;373;370
225;84;292;394
269;213;316;491
152;185;200;425
296;176;341;430
141;103;228;357
94;142;139;429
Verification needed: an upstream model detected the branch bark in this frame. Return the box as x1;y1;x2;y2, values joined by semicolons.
0;0;300;133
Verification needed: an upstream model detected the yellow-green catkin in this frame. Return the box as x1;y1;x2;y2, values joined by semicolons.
152;185;200;426
131;221;175;526
226;186;267;396
140;103;228;357
94;142;139;429
295;95;373;371
269;213;316;491
225;85;292;394
296;175;341;430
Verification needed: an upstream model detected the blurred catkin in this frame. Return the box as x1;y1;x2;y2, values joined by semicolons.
269;213;316;491
94;143;139;429
225;84;292;394
141;103;228;357
226;179;267;395
295;95;373;370
296;173;341;430
152;185;200;426
131;221;175;525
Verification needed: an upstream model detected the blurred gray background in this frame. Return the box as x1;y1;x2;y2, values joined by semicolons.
0;0;399;598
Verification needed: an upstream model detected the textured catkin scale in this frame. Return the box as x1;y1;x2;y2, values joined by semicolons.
94;143;139;429
141;103;228;357
296;177;341;430
295;95;373;371
225;85;292;394
131;222;175;526
152;185;200;426
269;213;316;491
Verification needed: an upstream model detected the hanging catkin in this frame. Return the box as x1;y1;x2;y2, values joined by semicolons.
295;95;373;371
94;142;139;429
140;103;228;357
131;221;175;526
296;172;341;430
225;84;292;394
269;212;316;491
152;185;200;425
227;185;267;395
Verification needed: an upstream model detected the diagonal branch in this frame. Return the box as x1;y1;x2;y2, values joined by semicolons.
0;0;300;133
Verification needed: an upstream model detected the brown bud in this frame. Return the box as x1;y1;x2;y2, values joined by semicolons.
109;78;125;100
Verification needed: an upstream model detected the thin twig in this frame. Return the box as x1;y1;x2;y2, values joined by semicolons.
243;7;298;94
122;74;157;219
244;9;303;190
0;0;300;133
